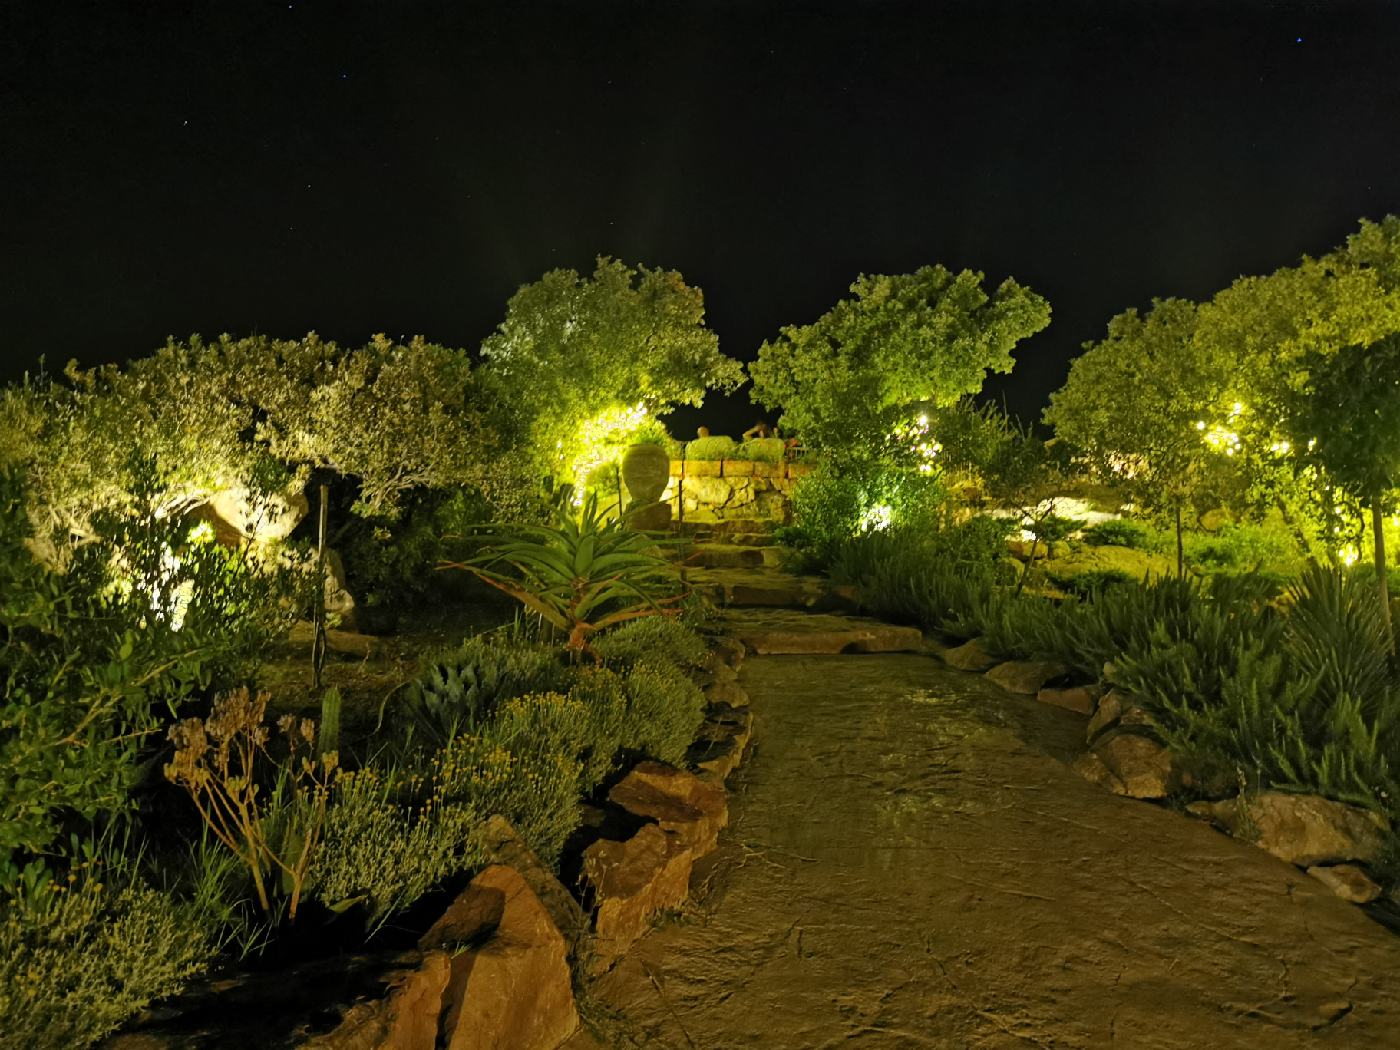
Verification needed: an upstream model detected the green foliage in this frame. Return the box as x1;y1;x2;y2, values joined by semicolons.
386;633;564;749
1044;297;1242;566
684;436;786;463
619;660;706;767
563;665;633;788
0;861;220;1049
318;688;342;758
1183;521;1301;575
310;766;484;930
164;689;337;921
685;436;736;461
0;469;297;874
337;486;495;619
781;463;950;571
431;725;582;866
1080;519;1152;549
479;257;743;484
591;616;708;672
10;334;505;546
442;493;685;657
749;265;1050;468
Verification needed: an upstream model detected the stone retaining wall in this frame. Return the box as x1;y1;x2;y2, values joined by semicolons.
661;459;814;522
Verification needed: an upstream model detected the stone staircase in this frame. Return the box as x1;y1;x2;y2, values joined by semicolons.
662;518;925;656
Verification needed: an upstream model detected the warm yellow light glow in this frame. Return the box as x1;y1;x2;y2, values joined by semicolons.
566;402;651;505
1339;546;1359;567
891;414;941;473
861;503;894;532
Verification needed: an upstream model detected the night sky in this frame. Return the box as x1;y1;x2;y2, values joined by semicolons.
4;1;1400;432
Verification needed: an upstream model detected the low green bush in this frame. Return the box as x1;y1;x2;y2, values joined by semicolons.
1080;518;1152;549
592;616;707;671
432;724;583;866
621;659;706;767
1184;521;1300;575
0;863;221;1049
1;466;302;880
310;766;484;929
684;436;736;461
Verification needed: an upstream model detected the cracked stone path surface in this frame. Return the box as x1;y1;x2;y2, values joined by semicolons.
572;652;1400;1049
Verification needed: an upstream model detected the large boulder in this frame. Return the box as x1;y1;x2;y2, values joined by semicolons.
985;659;1068;696
703;677;750;708
303;950;452;1050
942;638;998;672
608;762;729;856
1187;792;1389;867
1092;731;1177;799
420;866;578;1050
1085;689;1158;744
581;824;694;969
1037;685;1097;716
479;816;587;959
206;484;309;543
1307;863;1383;904
323;548;358;631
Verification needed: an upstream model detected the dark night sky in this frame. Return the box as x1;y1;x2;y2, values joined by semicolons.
4;1;1400;432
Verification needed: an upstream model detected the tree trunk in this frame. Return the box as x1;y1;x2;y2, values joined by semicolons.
1174;503;1184;579
1372;492;1393;654
1016;533;1038;597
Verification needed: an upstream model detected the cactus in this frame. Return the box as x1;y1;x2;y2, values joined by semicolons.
318;686;342;757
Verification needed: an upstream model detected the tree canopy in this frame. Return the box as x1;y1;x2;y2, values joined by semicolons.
3;333;502;548
478;257;743;483
748;265;1050;467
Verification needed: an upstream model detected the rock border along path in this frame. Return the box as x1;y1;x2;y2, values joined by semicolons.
572;607;1400;1048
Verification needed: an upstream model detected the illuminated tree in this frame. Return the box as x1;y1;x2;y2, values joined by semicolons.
478;257;744;485
7;333;504;549
1284;334;1400;646
748;265;1051;470
1045;298;1231;575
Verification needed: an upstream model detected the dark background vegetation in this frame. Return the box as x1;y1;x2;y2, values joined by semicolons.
4;1;1400;430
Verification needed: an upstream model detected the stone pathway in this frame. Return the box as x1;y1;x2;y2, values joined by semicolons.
572;650;1400;1048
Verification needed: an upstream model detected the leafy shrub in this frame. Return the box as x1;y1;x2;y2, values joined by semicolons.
338;486;494;618
1184;521;1299;575
683;434;786;462
1080;518;1151;549
734;437;786;463
0;468;299;876
564;665;632;787
685;435;736;461
386;633;564;749
620;660;706;766
1050;569;1135;598
591;616;707;671
0;865;220;1049
310;767;483;930
432;727;582;866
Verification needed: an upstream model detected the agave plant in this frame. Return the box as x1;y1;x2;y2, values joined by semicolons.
440;493;684;658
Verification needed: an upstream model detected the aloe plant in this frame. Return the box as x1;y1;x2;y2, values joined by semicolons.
441;493;684;658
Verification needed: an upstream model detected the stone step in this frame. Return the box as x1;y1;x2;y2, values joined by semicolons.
687;568;834;609
725;610;924;655
684;544;783;570
670;518;780;540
